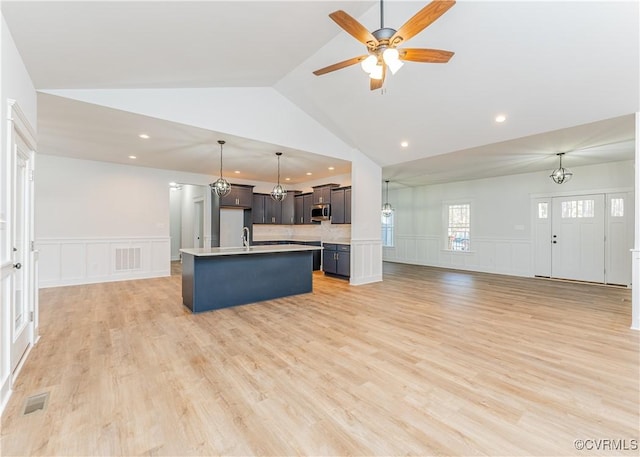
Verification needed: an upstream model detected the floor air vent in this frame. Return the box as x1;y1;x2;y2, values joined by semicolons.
23;392;49;415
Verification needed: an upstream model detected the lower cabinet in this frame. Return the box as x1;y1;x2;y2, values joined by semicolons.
322;243;350;278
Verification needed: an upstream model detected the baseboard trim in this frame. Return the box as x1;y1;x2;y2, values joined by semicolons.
39;270;171;289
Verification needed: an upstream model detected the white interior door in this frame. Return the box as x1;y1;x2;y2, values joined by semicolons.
10;135;32;374
551;194;605;282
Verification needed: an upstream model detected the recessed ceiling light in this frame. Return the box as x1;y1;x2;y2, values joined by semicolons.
495;114;506;123
128;155;137;159
169;182;177;186
285;177;291;181
234;170;241;174
328;166;335;170
306;172;313;176
400;141;409;148
138;134;150;139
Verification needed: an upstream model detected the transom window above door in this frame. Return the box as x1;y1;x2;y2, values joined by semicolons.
561;199;595;218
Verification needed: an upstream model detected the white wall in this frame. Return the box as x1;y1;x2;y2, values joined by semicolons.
35;156;218;287
0;13;37;414
384;160;635;279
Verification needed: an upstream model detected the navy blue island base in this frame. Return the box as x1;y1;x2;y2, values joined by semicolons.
180;245;319;313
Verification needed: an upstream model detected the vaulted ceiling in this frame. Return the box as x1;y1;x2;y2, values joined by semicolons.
2;1;638;187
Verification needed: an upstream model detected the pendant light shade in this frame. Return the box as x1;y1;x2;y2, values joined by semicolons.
549;152;573;184
270;152;287;202
210;140;231;197
382;179;393;217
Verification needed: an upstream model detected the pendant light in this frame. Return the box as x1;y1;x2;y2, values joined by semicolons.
549;152;573;184
210;140;231;197
382;179;393;217
270;152;287;202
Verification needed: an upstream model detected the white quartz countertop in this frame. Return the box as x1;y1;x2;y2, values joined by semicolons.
323;240;351;245
180;244;322;257
253;237;321;243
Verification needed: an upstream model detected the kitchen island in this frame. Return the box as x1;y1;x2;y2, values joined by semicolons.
180;244;322;313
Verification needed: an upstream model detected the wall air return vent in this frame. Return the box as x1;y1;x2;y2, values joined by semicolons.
115;247;142;272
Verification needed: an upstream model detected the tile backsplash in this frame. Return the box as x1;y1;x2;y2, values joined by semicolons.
253;221;351;242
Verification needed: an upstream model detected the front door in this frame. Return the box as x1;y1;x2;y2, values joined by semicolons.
551;194;605;282
10;133;32;374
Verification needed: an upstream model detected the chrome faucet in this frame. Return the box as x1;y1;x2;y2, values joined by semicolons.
242;226;250;248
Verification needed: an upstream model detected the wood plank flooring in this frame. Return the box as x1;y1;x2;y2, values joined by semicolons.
1;262;638;456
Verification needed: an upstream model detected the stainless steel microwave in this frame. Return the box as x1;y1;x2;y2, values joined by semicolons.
311;203;331;221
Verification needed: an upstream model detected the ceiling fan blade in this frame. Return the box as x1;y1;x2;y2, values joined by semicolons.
399;48;454;63
370;65;386;91
390;0;456;47
329;10;378;49
313;55;368;76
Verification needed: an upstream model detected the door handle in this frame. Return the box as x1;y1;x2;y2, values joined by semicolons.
13;263;22;269
552;241;557;244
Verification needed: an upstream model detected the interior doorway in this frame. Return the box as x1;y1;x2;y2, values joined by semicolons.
168;184;210;260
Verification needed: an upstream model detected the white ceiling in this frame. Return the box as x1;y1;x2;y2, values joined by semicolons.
2;1;638;186
37;92;351;185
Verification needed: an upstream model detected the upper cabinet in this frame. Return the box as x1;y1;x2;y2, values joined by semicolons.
330;187;351;224
252;193;267;224
253;191;300;224
295;193;314;225
312;184;339;205
220;184;254;208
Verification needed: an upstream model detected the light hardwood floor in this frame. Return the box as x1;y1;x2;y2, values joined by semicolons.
1;262;638;456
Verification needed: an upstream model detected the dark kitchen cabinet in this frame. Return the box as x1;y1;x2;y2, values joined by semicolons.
252;193;267;224
220;184;253;208
312;184;339;205
253;191;300;224
295;193;314;224
345;188;351;224
264;197;281;224
295;195;303;224
281;191;300;224
322;243;350;278
330;186;351;224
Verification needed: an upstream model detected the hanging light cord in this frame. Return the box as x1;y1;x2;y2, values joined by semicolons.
219;142;224;177
277;154;281;186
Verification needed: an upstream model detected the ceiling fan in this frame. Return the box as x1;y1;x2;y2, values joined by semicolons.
313;0;456;91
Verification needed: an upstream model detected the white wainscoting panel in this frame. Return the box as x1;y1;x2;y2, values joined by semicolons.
37;237;171;288
350;238;382;285
384;235;533;277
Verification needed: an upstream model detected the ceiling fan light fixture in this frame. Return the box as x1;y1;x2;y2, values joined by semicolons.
361;55;378;74
387;57;404;75
369;64;384;80
382;47;399;64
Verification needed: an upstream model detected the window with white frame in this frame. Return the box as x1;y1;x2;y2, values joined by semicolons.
561;199;595;218
610;198;624;217
381;212;394;247
446;203;470;251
